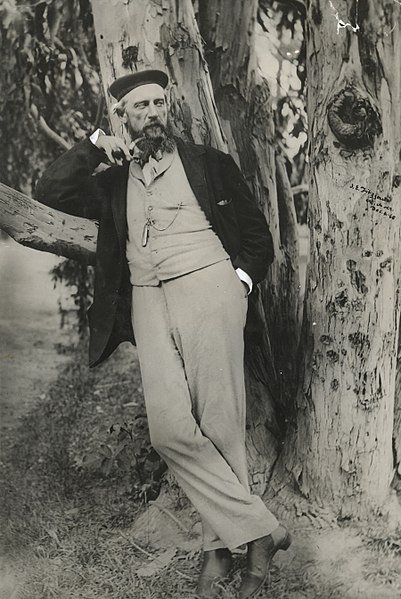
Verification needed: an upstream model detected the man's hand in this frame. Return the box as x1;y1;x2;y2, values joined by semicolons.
95;133;132;166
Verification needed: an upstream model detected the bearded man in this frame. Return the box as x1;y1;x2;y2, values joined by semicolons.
35;70;291;599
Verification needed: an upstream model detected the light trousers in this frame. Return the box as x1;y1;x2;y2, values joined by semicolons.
131;259;278;551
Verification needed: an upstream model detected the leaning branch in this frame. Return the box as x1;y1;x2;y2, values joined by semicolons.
0;182;97;264
30;104;72;151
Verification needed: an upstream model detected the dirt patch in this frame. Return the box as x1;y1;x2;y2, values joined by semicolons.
272;527;401;599
0;238;74;436
0;557;19;599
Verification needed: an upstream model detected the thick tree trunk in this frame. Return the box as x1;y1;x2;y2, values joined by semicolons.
0;182;97;263
91;0;226;149
278;0;401;517
198;0;300;492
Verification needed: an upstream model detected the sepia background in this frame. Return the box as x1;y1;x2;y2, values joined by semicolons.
1;0;401;597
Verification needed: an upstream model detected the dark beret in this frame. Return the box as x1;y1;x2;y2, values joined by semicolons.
109;70;169;101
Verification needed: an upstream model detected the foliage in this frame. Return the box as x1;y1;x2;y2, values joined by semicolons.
50;259;95;336
0;0;104;193
82;419;166;502
258;0;308;222
0;342;158;554
259;3;306;156
0;0;105;328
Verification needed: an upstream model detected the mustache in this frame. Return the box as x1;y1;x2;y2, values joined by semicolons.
143;120;165;129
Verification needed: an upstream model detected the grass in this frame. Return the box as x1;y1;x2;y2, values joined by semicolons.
1;340;401;598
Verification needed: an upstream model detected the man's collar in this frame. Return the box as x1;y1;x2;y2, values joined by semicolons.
129;147;176;187
127;137;207;187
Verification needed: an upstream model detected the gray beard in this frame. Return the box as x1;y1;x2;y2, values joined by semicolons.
127;121;176;161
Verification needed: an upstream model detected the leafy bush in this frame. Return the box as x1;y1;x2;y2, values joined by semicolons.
82;419;166;502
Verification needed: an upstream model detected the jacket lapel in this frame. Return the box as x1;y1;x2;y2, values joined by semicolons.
176;138;212;223
111;164;129;250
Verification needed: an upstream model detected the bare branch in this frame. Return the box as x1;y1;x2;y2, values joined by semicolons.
30;105;72;151
0;182;97;264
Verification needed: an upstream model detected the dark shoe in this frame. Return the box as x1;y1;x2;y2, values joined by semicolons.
195;548;232;598
238;525;292;599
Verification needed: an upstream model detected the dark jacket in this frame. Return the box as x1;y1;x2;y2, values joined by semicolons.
35;137;274;367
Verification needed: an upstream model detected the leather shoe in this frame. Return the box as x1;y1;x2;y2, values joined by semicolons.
195;547;232;598
238;525;292;599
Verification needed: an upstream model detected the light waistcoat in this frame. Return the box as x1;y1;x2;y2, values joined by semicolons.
126;148;229;286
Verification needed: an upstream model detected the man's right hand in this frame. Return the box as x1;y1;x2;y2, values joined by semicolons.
95;133;132;166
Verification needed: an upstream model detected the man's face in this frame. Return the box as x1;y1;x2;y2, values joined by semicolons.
121;83;168;140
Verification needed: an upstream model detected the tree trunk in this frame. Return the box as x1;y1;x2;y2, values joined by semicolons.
198;0;300;492
90;0;226;149
278;0;401;517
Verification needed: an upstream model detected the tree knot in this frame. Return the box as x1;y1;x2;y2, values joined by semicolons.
327;86;381;149
122;46;139;70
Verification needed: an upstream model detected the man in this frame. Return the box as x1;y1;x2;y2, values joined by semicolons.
35;70;291;598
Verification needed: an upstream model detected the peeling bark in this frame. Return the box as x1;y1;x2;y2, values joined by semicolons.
91;0;226;148
199;0;300;403
276;0;401;517
198;0;300;492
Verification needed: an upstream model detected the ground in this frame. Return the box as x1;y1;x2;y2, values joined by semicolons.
0;237;75;597
0;237;73;433
1;235;401;598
